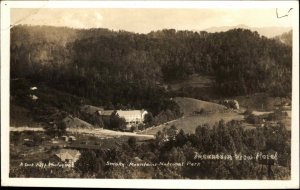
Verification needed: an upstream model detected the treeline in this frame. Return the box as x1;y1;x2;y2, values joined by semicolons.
79;120;290;179
274;30;292;47
10;78;181;131
10;120;291;179
11;25;292;105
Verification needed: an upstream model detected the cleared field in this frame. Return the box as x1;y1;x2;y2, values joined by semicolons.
142;112;244;135
140;97;244;135
173;97;227;116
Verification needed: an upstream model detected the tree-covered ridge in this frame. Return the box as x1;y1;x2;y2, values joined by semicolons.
11;25;292;102
274;30;292;47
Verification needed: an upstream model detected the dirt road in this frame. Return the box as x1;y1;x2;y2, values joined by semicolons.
10;126;155;140
67;128;155;140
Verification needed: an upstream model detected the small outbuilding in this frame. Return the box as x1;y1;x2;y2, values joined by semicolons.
55;149;81;166
29;94;38;101
30;86;38;90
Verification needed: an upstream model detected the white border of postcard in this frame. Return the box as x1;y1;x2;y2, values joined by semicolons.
1;1;299;189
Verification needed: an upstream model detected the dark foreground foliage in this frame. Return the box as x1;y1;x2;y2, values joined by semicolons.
10;120;291;179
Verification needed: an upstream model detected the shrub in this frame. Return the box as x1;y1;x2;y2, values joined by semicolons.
244;109;253;115
246;114;263;124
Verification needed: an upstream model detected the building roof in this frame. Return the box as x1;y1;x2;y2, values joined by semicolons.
116;110;145;118
30;86;38;90
29;94;38;100
55;149;81;160
99;110;148;120
100;110;115;116
116;110;148;122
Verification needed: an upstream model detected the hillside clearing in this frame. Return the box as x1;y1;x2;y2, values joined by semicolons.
141;97;244;135
142;112;244;135
173;97;227;116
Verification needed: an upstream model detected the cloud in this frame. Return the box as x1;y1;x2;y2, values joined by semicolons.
12;9;103;28
11;8;293;33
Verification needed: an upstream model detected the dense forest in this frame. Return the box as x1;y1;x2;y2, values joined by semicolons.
11;25;292;115
274;30;293;47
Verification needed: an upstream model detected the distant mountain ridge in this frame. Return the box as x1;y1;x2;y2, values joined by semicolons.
204;24;292;38
274;30;292;46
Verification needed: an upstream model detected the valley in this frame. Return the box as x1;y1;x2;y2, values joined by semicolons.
8;25;292;179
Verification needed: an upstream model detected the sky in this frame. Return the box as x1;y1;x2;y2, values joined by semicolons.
11;8;294;33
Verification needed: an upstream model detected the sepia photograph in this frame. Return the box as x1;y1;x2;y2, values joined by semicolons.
1;0;299;188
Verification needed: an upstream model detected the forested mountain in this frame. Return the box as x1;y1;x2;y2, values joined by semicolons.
274;30;292;47
204;24;292;38
11;25;292;112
